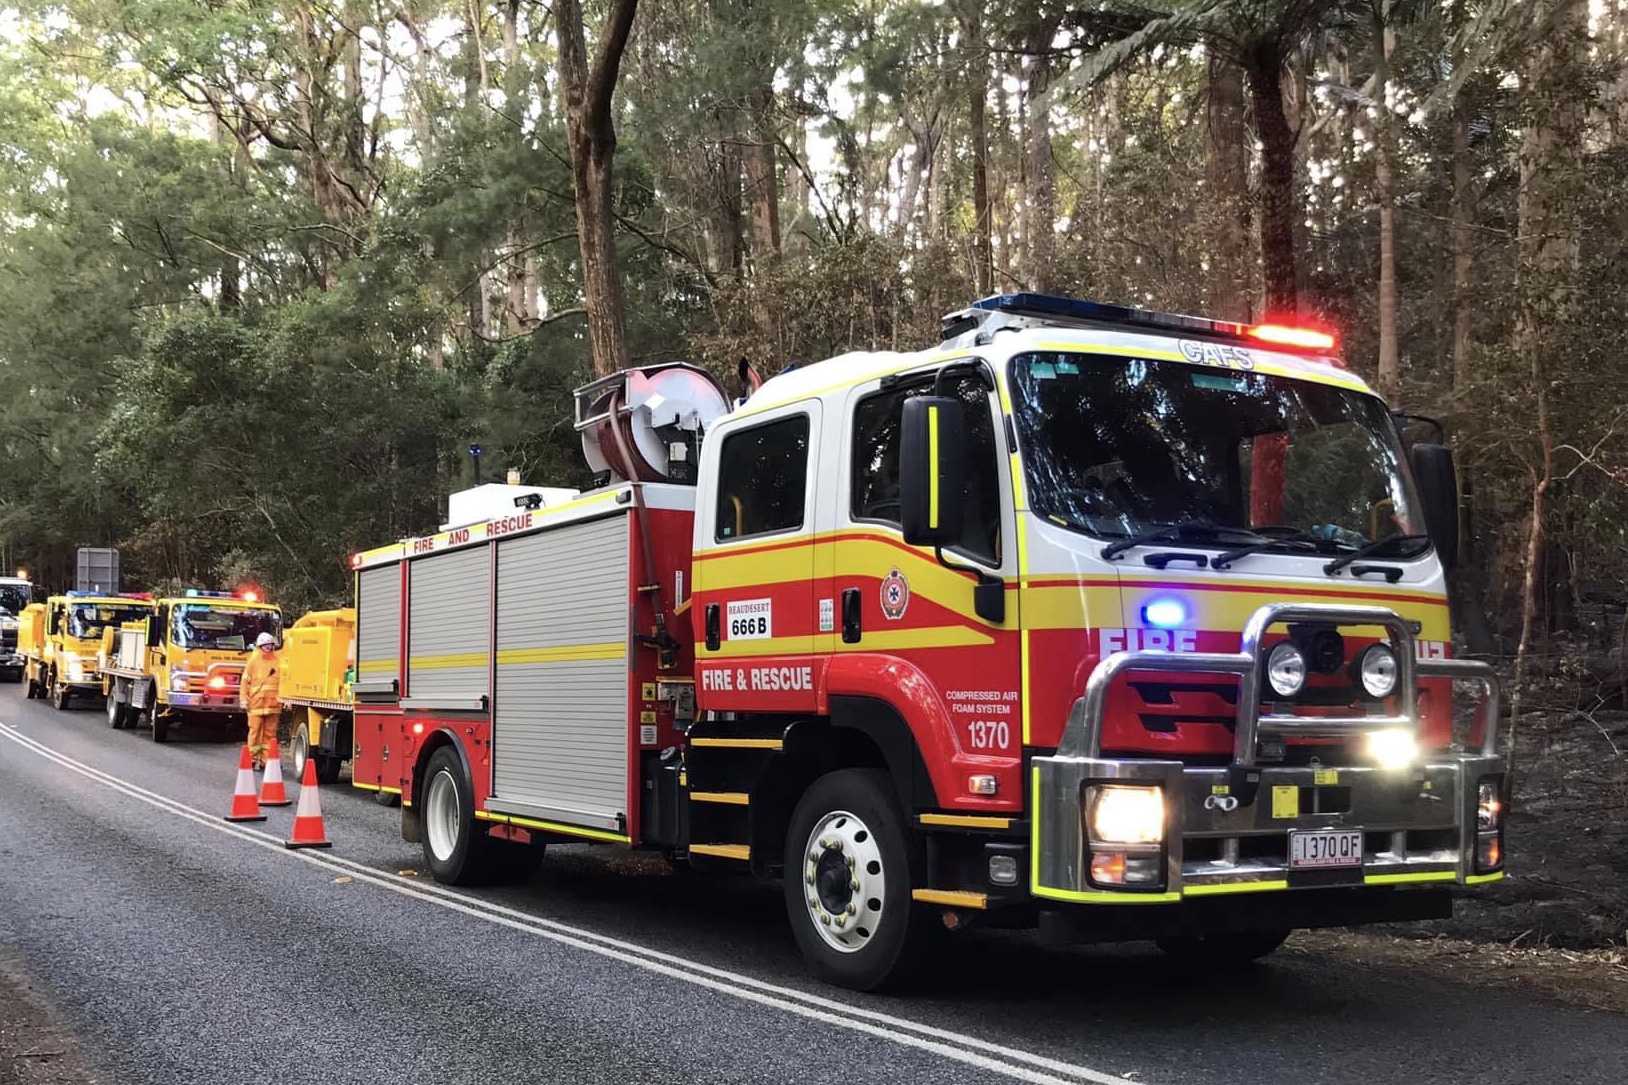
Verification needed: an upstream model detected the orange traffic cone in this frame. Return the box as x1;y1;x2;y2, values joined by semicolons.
259;738;291;807
284;758;332;850
224;745;268;823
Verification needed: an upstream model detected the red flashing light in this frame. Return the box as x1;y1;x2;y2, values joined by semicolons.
207;675;228;691
240;589;259;603
349;553;364;570
1249;323;1337;351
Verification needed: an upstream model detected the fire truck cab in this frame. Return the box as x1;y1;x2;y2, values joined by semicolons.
354;293;1505;991
23;592;154;710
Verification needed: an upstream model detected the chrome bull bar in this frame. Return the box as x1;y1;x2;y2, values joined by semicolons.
1033;602;1504;902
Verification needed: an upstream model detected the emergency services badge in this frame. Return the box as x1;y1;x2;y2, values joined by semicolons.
880;568;910;621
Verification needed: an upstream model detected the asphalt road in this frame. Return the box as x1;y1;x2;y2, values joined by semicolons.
1;685;1624;1085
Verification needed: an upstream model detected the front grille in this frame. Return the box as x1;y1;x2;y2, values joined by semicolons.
1;630;16;649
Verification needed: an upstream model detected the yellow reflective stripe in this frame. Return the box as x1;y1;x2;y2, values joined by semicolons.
1184;880;1289;897
496;642;625;665
1464;871;1505;885
474;810;630;844
1036;886;1183;904
912;889;989;909
689;791;749;806
408;652;488;671
1363;870;1457;886
689;737;783;750
927;404;940;530
351;782;402;795
919;813;1013;830
357;659;396;675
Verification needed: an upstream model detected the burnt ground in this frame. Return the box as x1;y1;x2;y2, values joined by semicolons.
1407;708;1628;950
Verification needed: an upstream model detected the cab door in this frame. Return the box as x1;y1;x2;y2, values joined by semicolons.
831;366;1024;791
692;402;822;714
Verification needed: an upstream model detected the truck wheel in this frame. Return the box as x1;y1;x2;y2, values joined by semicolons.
50;676;71;712
291;720;311;779
1156;930;1290;968
782;768;935;992
150;707;170;744
317;756;343;786
105;686;127;730
420;746;495;885
23;667;38;700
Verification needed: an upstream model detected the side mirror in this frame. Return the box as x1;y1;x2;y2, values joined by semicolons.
900;396;966;548
146;615;162;645
1410;443;1459;570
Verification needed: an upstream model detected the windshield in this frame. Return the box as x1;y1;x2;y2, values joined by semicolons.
169;605;281;652
68;604;150;640
1009;351;1427;556
0;585;30;613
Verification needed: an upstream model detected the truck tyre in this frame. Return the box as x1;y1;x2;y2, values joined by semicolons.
24;666;38;700
106;685;127;730
50;674;70;712
150;705;170;744
291;720;311;780
420;746;496;885
1156;929;1290;968
782;768;935;992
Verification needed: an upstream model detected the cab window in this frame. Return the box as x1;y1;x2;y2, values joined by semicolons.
850;374;1002;564
714;414;810;541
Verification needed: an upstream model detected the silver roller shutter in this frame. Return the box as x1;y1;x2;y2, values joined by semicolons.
491;513;630;829
355;565;401;683
406;546;491;703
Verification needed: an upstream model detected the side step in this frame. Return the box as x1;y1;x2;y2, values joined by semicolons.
689;843;750;861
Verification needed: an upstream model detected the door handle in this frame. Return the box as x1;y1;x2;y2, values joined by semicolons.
704;603;720;651
841;588;862;644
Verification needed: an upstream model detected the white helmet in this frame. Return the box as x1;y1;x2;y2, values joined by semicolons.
255;632;276;649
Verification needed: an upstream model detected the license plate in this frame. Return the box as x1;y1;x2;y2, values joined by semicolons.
1289;829;1363;869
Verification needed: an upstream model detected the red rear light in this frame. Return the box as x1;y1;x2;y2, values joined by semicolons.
1249;323;1337;351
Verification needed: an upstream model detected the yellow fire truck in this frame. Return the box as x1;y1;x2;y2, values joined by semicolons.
102;590;283;742
278;608;357;785
20;592;154;711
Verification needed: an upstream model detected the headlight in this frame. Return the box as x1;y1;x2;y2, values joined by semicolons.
1265;642;1307;697
1087;785;1165;845
63;650;80;665
1477;779;1503;831
170;673;190;692
1356;644;1398;698
1367;728;1418;770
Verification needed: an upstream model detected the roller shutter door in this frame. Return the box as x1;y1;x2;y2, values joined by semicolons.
355;565;401;686
406;547;491;703
492;514;629;828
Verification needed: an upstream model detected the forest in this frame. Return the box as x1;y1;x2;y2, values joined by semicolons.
0;0;1621;706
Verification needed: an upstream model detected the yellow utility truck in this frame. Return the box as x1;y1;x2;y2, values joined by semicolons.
21;592;154;711
278;607;356;784
102;589;283;742
16;602;45;692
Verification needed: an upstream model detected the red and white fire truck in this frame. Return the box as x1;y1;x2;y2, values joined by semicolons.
350;293;1506;990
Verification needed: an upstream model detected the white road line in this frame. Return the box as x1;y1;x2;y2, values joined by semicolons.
0;723;1137;1085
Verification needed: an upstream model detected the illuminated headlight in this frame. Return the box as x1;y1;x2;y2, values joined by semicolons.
1477;779;1503;831
1356;644;1399;698
170;673;191;692
1367;728;1419;770
1087;785;1165;845
1265;642;1307;698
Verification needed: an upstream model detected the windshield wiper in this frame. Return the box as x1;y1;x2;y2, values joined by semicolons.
1211;528;1322;570
1100;518;1264;561
1322;533;1431;576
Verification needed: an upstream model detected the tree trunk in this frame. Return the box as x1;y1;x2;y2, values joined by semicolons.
1025;37;1058;293
1205;56;1253;321
1449;95;1476;400
744;82;781;266
503;0;531;333
1372;2;1400;402
1507;0;1587;779
556;0;640;379
1243;44;1299;315
962;10;993;295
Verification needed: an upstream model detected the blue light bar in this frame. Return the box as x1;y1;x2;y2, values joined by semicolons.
1141;597;1189;629
972;293;1252;341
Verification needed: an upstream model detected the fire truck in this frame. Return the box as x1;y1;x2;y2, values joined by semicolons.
20;592;154;710
102;590;283;742
350;293;1505;991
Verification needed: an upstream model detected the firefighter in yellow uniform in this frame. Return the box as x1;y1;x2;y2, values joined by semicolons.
240;632;281;770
